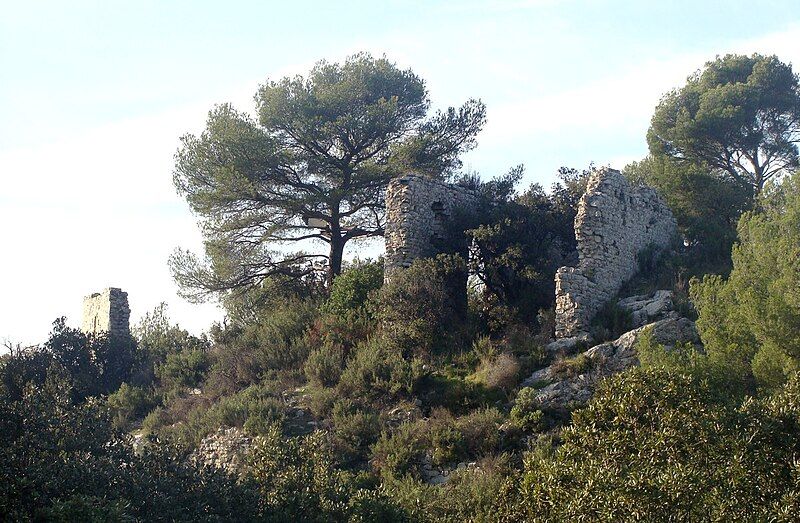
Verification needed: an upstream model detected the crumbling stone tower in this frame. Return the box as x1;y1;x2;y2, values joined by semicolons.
384;173;480;280
554;168;677;339
81;287;131;336
383;174;481;314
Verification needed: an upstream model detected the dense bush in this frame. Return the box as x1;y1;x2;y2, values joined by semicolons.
248;425;406;522
376;255;466;357
322;259;383;318
692;172;800;392
156;348;211;392
498;369;800;521
107;382;158;429
330;399;381;463
466;166;584;331
337;337;424;403
143;382;285;445
509;387;544;432
0;364;263;522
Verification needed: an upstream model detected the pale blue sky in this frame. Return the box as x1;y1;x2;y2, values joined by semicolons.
2;0;799;345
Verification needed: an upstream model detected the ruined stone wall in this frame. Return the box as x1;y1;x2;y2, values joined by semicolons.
555;168;676;338
384;174;480;280
81;287;131;336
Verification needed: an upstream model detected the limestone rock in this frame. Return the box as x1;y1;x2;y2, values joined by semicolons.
82;287;130;336
384;174;480;281
193;427;253;475
617;290;676;328
522;316;700;412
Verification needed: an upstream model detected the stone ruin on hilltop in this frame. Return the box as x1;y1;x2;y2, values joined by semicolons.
383;167;677;341
81;287;131;336
384;174;481;280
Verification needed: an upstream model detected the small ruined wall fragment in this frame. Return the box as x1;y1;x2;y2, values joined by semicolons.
554;168;676;338
384;174;480;281
81;287;131;336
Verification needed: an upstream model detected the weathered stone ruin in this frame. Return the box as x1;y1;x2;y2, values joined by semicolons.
81;287;131;336
384;174;480;281
383;168;677;341
554;168;677;339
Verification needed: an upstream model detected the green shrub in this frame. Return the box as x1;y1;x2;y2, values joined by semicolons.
304;342;348;387
249;425;405;521
385;454;514;522
155;348;210;391
590;300;633;342
143;383;285;445
337;338;423;403
331;399;381;463
39;495;135;522
500;369;800;521
371;422;423;479
510;387;544;432
377;255;466;357
421;373;502;416
454;407;505;457
323;260;383;317
691;173;800;392
107;383;158;430
549;353;592;379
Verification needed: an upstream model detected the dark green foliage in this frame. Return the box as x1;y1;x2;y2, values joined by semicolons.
156;348;211;391
625;154;750;267
337;338;424;404
0;319;138;403
305;342;348;387
372;407;505;481
377;255;467;357
143;382;285;445
205;299;318;395
499;369;800;522
107;382;158;430
323;259;383;318
330;399;381;463
371;422;424;479
590;300;633;342
509;387;545;432
134;303;209;365
0;363;262;522
248;425;407;522
389;460;513;523
466;166;585;331
648;53;800;194
692;172;800;392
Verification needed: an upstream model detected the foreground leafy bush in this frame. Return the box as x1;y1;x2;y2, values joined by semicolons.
248;425;407;522
498;368;800;521
0;364;262;522
142;382;285;445
322;260;383;318
377;255;466;357
107;382;158;429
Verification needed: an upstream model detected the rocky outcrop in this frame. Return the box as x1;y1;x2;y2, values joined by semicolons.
523;314;700;412
194;427;253;475
618;290;676;328
554;168;677;338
